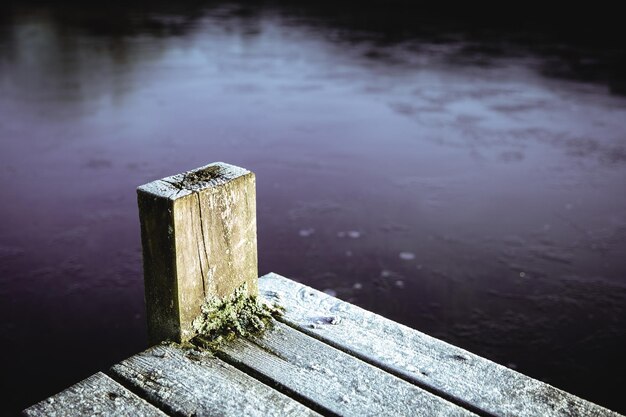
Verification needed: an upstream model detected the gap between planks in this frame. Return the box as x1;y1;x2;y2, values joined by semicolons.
258;273;620;417
25;273;621;417
22;372;168;417
216;321;477;417
109;344;322;417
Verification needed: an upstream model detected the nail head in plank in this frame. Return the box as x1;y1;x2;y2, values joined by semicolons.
259;273;620;417
110;344;321;417
22;372;166;417
218;321;478;417
137;162;258;343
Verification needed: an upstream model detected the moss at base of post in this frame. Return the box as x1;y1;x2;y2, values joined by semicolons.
190;283;284;351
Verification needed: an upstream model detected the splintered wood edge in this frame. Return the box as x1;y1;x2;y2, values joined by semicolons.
258;272;621;417
137;162;252;200
22;372;167;417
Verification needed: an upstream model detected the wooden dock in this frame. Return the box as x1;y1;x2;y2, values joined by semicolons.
22;163;622;417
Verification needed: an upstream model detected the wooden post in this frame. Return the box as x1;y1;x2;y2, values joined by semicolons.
137;162;257;344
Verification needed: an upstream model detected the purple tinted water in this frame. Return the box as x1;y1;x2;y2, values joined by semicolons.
1;2;625;413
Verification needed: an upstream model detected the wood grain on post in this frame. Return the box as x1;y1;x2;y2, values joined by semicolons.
137;162;257;344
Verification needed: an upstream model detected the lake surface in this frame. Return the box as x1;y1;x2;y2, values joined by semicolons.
1;1;625;413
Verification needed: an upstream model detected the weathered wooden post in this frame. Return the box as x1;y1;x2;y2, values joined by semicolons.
137;162;257;344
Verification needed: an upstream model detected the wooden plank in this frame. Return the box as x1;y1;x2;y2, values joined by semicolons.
22;372;166;417
218;321;478;417
259;273;620;417
137;162;258;343
110;344;321;417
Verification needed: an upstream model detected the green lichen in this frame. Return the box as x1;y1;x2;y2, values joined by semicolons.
191;283;284;350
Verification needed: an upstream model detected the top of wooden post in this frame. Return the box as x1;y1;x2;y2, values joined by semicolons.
138;162;251;200
137;162;258;344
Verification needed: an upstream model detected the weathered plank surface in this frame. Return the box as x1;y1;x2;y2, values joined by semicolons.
259;273;620;417
110;344;321;417
137;162;258;343
22;372;166;417
218;321;478;417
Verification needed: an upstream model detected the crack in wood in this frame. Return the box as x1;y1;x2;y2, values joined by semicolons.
195;192;209;300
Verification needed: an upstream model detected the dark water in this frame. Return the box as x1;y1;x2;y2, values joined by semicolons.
1;1;625;414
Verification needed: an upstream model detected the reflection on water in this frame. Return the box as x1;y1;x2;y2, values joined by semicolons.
1;1;625;413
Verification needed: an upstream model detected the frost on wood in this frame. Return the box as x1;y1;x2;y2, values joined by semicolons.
22;372;166;417
192;283;284;350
